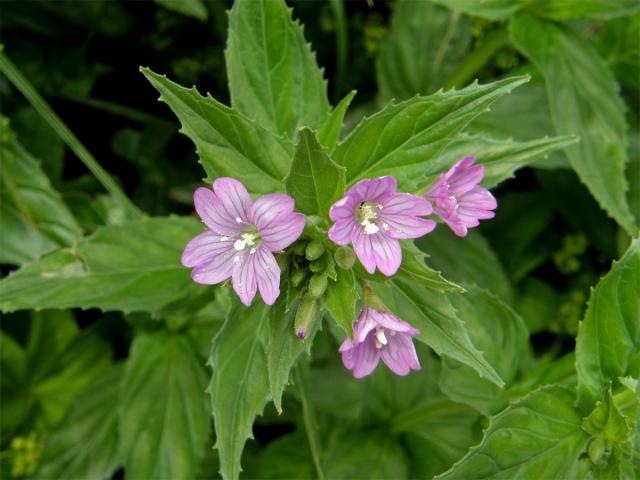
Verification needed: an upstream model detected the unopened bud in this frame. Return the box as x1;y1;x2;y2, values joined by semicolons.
305;240;325;261
291;269;307;288
292;241;307;256
309;256;327;273
334;246;355;269
308;274;328;299
294;295;318;340
588;436;607;466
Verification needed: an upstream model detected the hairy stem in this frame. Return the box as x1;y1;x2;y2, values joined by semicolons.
295;365;325;480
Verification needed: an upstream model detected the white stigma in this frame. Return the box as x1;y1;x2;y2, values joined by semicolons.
363;221;380;235
375;327;388;349
233;232;258;251
359;203;381;235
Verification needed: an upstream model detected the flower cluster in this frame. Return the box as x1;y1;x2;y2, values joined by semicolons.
183;157;495;378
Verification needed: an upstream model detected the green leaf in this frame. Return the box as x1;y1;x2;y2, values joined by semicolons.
31;332;111;426
394;397;481;479
431;0;522;19
318;90;355;152
333;76;529;189
429;133;577;189
438;386;590;479
324;268;360;337
384;280;504;387
119;332;209;480
285;128;346;217
267;293;320;413
248;432;315;480
508;352;577;399
583;388;633;443
527;0;640;20
0;216;209;316
324;429;409;480
511;14;637;235
208;302;271;480
576;239;640;412
0;115;81;265
377;0;471;100
141;68;293;194
417;229;512;302
399;242;465;292
154;0;208;20
34;365;122;480
438;287;529;415
226;0;330;138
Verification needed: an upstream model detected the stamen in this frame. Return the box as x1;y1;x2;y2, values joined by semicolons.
235;217;244;223
375;328;388;346
221;236;230;241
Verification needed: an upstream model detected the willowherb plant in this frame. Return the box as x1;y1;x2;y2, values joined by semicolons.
0;0;637;479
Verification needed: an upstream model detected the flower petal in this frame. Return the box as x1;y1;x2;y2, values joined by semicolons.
353;308;379;343
371;233;402;277
260;212;305;251
194;187;244;236
250;194;295;230
372;311;419;335
446;157;483;194
351;227;376;274
328;218;358;245
382;193;432;216
349;176;397;203
342;336;380;379
380;333;421;376
253;247;281;305
181;231;236;268
232;252;258;306
329;195;356;222
190;243;237;285
213;177;252;224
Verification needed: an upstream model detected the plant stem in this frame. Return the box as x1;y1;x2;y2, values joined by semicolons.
0;49;142;218
295;365;325;480
443;27;509;89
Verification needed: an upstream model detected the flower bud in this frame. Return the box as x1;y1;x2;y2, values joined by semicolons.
292;241;307;256
308;274;328;299
309;256;327;273
295;295;318;340
334;246;355;269
291;269;307;288
305;240;325;261
588;436;607;466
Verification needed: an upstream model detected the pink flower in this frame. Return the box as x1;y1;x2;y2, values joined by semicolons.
328;176;435;276
339;307;421;378
182;177;304;306
425;157;497;237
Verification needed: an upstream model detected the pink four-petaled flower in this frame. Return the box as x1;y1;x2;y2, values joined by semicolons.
425;156;497;237
328;176;435;276
340;307;421;378
182;177;304;306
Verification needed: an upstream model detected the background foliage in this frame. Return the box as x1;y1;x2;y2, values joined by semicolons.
0;1;638;479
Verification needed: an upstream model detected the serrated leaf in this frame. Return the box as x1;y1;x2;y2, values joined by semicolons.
377;0;471;100
511;14;637;234
439;287;529;416
0;115;81;265
384;280;504;387
226;0;330;138
34;365;123;480
333;76;529;190
285;128;346;217
208;301;271;480
141;68;293;194
119;332;209;480
438;385;590;479
154;0;208;20
0;217;209;316
416;229;512;302
431;0;522;19
318;90;356;152
427;133;577;189
576;239;640;412
398;242;464;292
583;388;633;444
324;267;360;337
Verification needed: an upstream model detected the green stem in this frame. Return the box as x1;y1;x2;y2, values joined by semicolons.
0;49;142;218
295;366;325;480
329;0;348;101
443;27;509;89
